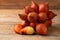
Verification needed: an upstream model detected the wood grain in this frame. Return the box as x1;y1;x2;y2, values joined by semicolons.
0;9;60;40
0;0;60;9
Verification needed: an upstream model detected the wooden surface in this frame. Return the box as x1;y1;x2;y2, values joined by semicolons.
0;0;60;9
0;9;60;40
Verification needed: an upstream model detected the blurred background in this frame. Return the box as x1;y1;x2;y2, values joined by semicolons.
0;0;60;9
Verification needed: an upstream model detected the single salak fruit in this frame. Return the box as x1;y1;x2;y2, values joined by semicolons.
36;24;48;35
39;12;48;22
14;24;23;34
39;2;49;13
20;26;35;35
27;12;38;22
31;1;39;13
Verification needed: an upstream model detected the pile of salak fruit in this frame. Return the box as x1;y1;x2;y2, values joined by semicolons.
14;1;57;35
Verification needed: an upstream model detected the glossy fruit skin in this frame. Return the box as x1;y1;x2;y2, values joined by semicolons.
20;26;35;35
36;24;48;35
14;24;23;34
44;20;52;27
31;1;39;13
39;2;49;13
21;21;29;27
24;6;34;14
39;12;48;22
47;11;57;19
27;12;38;22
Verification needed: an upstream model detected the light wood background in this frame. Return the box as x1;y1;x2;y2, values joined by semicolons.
0;0;60;9
0;9;60;40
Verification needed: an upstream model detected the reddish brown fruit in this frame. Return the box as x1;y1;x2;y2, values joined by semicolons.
44;20;52;27
31;1;39;13
30;22;36;27
21;21;29;27
14;24;23;34
18;14;27;21
39;2;49;13
47;11;57;19
36;24;48;35
27;12;38;22
24;6;34;14
39;12;48;22
36;22;40;25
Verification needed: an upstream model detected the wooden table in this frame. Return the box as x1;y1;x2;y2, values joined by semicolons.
0;9;60;40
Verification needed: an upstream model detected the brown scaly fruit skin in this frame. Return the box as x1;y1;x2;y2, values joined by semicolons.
39;2;49;13
20;26;35;35
36;24;48;35
47;11;57;20
24;6;34;14
18;14;27;21
27;12;38;22
39;12;48;22
14;24;23;34
31;1;39;13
